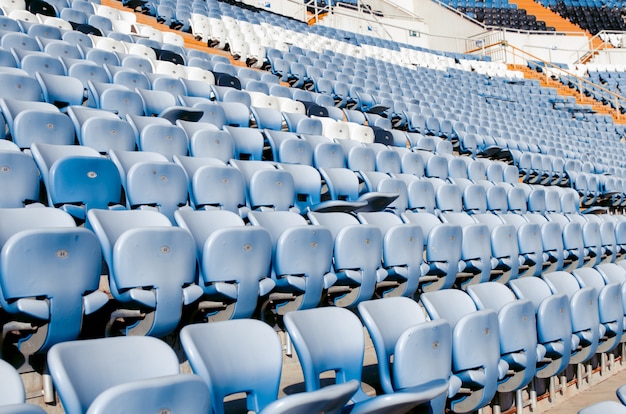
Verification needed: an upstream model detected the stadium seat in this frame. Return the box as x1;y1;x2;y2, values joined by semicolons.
86;209;202;337
48;336;210;414
174;209;274;321
180;319;359;414
284;306;449;413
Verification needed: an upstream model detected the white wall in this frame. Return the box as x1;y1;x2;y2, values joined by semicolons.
502;32;590;64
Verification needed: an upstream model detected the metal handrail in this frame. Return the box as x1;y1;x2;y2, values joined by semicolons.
505;42;625;111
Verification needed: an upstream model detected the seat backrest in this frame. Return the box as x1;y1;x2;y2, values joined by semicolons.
48;336;182;414
0;226;102;352
0;151;40;207
421;289;478;327
357;297;428;393
86;209;196;337
30;143;123;218
284;307;368;401
180;319;282;414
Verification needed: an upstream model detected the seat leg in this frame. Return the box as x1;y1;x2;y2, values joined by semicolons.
43;367;54;404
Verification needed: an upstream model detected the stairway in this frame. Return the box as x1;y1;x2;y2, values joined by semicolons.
511;64;626;123
506;0;608;55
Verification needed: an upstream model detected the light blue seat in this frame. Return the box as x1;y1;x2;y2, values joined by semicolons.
109;150;188;223
174;155;247;215
282;112;323;135
285;306;445;413
134;87;176;117
356;211;423;297
86;81;145;117
17;50;65;77
301;134;345;169
578;401;626;414
248;210;334;314
35;72;84;109
180;319;359;414
1;33;40;52
265;130;313;165
0;145;40;207
420;289;503;413
177;120;234;161
48;336;210;414
542;271;601;368
188;100;227;128
307;211;382;307
400;210;462;291
572;267;623;356
0;207;107;355
0;72;41;101
105;65;151;90
596;263;626;342
230;159;297;212
319;167;399;213
30;143;123;221
0;98;74;148
174;209;273;321
278;163;366;214
436;184;492;287
467;282;542;411
357;297;455;414
250;106;283;130
63;58;109;92
87;209;201;337
508;277;574;382
472;211;521;284
67;106;135;153
0;359;46;414
223;126;264;160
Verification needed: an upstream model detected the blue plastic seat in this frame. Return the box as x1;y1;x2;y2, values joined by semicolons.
248;210;334;314
174;209;273;321
357;297;454;414
307;211;382;307
48;336;210;414
86;81;145;117
180;319;359;414
0;359;46;413
250;106;283;131
508;276;574;384
86;209;202;337
105;65;150;90
30;143;123;221
230;159;297;212
223;126;264;160
578;401;626;414
0;98;74;148
17;50;65;77
420;289;503;413
572;267;623;358
66;106;135;153
356;211;423;297
0;72;42;101
35;72;84;109
542;271;601;369
301;134;345;169
400;210;462;291
285;306;446;413
0;145;40;207
467;282;542;410
319;167;399;213
109;150;188;223
278;163;366;214
264;130;313;165
176;119;234;161
0;207;107;356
